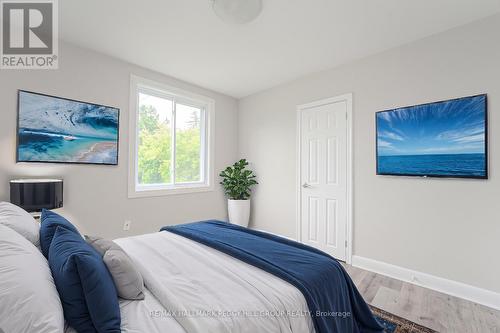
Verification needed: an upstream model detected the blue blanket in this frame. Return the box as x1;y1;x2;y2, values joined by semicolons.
161;221;384;333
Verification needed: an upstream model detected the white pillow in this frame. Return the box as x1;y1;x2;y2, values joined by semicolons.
0;201;40;247
0;224;64;333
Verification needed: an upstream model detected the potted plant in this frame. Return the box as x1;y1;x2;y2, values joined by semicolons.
219;159;258;227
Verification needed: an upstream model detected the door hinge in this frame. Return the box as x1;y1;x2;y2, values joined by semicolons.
345;240;348;248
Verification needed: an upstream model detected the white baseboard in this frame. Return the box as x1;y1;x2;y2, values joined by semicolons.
352;255;500;311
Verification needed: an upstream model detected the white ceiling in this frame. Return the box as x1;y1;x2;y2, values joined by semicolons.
60;0;500;98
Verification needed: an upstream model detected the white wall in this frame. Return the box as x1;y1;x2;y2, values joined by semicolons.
0;42;238;238
238;15;500;293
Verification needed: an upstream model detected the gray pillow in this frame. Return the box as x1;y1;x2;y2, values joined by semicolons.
0;202;40;248
85;235;145;300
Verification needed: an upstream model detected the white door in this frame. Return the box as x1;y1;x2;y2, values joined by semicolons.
299;97;350;261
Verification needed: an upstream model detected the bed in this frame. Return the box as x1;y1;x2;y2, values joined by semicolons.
0;203;383;333
112;230;315;333
65;227;314;333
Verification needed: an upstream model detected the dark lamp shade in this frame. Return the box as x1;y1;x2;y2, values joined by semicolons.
10;179;63;212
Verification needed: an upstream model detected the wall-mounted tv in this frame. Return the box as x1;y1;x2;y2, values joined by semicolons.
376;94;487;179
17;90;120;165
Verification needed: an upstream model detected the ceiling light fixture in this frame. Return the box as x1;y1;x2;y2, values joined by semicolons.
212;0;263;24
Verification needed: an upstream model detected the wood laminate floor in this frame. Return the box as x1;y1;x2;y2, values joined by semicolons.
343;264;500;332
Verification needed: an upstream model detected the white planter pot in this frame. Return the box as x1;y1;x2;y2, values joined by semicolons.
228;199;250;227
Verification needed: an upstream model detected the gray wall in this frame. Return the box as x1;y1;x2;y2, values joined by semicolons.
238;15;500;293
0;42;238;238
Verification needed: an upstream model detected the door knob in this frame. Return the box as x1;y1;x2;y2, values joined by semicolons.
302;183;312;188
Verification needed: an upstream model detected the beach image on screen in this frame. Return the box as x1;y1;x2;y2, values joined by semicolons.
18;91;119;165
376;95;486;178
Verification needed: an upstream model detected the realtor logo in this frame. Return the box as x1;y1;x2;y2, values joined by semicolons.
1;0;58;69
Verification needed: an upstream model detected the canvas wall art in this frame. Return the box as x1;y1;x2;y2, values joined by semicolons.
17;90;120;165
376;94;487;179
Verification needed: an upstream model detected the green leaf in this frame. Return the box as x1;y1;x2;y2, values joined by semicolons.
218;159;258;200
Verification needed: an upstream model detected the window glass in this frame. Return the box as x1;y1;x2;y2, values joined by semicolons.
175;103;202;183
137;92;173;185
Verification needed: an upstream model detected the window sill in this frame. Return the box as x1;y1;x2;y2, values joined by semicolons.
128;185;214;199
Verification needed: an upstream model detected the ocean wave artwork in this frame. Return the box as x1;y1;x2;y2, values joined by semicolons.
376;95;487;178
17;91;119;165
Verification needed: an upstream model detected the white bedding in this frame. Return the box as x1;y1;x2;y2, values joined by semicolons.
65;288;185;333
115;231;315;333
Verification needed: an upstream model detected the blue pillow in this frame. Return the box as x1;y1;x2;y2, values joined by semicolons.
40;209;79;258
49;227;121;333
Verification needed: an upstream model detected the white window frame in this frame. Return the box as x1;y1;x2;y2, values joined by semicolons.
128;75;215;198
